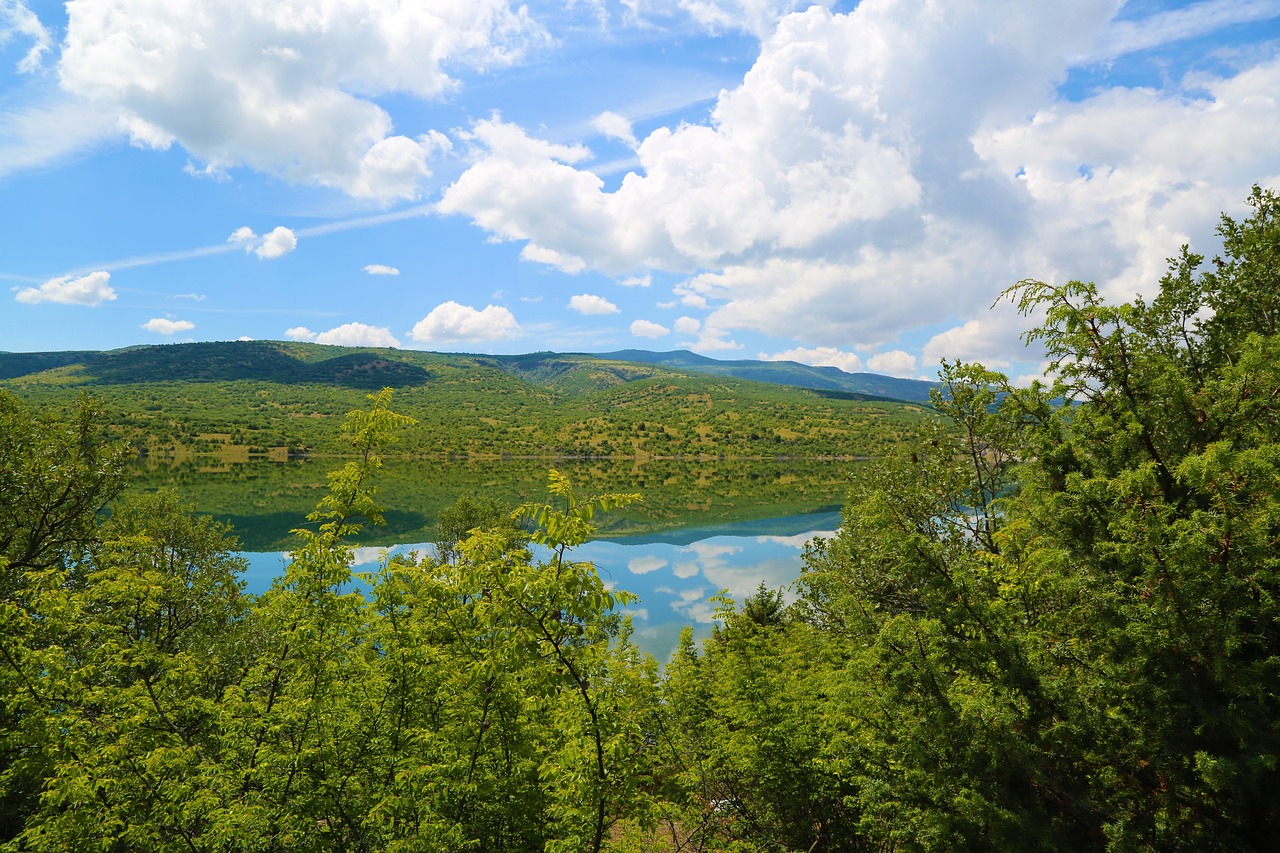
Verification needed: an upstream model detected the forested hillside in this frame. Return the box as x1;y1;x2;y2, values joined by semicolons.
1;346;933;460
0;344;936;402
1;188;1277;851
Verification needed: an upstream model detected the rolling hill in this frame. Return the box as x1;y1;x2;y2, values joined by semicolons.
0;341;937;401
0;341;938;462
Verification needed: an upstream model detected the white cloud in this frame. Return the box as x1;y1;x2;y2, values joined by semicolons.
228;226;257;248
229;225;298;259
630;319;669;338
363;264;400;276
439;2;1280;372
313;322;400;347
56;0;547;199
410;301;520;343
569;293;620;315
520;243;587;273
1;0;52;72
349;131;451;200
256;226;297;260
674;315;701;334
1096;0;1280;60
285;326;316;341
0;96;120;179
619;274;651;287
14;270;116;306
866;349;918;379
684;329;741;352
921;306;1032;370
763;345;863;373
142;317;194;334
592;110;637;147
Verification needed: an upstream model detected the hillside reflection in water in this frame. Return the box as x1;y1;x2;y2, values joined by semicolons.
241;510;840;663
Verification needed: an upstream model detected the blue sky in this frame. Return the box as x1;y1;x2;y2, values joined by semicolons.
2;0;1279;382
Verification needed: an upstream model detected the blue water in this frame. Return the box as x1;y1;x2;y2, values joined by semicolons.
240;510;840;662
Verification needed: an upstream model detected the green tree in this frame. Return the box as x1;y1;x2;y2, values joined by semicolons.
1;490;249;850
432;492;526;564
791;185;1280;849
0;391;130;583
0;391;132;840
2;388;664;850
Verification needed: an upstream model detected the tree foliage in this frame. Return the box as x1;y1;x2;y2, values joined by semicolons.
670;186;1280;850
0;390;660;851
2;186;1279;850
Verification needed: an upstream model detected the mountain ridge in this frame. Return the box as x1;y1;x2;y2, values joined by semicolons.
1;341;935;402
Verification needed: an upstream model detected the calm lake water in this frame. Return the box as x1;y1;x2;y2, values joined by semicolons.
240;509;841;662
132;457;854;660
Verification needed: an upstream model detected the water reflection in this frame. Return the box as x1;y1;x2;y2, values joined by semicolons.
241;510;839;662
131;457;855;551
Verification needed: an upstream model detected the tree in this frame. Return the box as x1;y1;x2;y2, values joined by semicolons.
788;185;1280;849
432;493;526;564
2;389;664;851
0;391;130;583
3;491;250;850
0;391;132;840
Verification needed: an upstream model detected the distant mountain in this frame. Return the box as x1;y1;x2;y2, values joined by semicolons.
0;342;936;403
596;349;937;402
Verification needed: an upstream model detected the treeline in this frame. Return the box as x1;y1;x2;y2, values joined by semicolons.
2;188;1279;850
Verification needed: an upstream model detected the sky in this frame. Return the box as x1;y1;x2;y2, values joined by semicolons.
2;0;1279;383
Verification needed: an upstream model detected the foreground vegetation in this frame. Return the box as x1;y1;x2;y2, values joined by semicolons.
2;188;1278;850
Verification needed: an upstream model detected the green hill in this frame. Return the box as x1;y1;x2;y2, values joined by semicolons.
1;341;937;461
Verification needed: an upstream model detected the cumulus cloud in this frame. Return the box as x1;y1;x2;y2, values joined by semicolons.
440;2;1280;374
762;345;864;374
410;301;519;343
314;322;400;347
921;305;1032;370
674;315;701;334
256;226;297;259
56;0;546;198
568;293;620;315
229;225;297;259
866;349;919;379
630;319;669;338
683;328;741;352
142;317;194;334
520;243;587;273
285;326;316;341
14;270;116;306
363;264;400;276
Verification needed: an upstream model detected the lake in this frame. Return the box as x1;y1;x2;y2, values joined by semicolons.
132;457;855;660
240;509;841;662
